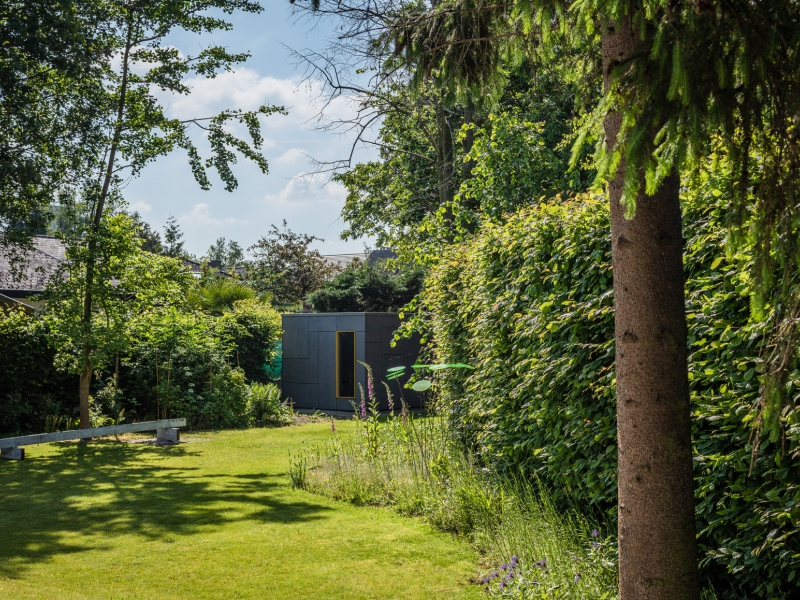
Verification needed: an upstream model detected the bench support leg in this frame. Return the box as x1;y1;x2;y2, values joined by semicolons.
156;428;179;444
1;446;24;460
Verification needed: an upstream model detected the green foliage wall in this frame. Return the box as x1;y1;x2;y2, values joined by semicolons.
120;300;281;428
0;295;281;433
0;308;76;435
418;192;799;597
309;260;425;313
219;299;282;385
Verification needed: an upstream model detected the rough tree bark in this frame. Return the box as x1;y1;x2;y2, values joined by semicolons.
602;17;700;600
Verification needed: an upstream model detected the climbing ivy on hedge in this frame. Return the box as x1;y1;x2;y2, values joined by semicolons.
413;181;799;596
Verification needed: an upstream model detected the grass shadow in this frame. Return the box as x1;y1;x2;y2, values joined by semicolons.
0;439;333;578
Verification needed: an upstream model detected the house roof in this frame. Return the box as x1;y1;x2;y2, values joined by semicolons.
33;236;67;261
322;253;368;268
0;237;66;295
321;249;397;269
181;258;240;278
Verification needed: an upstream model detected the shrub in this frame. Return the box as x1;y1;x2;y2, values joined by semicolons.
120;308;250;428
413;188;799;597
309;259;424;312
221;299;282;384
0;308;76;435
247;382;291;426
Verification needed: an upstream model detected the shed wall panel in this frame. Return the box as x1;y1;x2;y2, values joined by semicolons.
308;332;319;384
318;331;338;410
282;317;308;358
309;315;337;332
282;358;308;383
283;383;318;409
336;314;365;332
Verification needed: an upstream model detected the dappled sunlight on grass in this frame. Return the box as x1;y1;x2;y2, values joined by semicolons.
0;424;481;600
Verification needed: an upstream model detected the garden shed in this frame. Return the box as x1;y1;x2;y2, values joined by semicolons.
281;312;422;412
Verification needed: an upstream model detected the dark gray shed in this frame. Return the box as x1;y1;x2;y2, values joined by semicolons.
281;312;422;411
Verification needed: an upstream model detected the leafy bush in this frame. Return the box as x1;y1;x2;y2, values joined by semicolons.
412;188;799;597
0;293;280;433
120;308;250;428
309;259;424;312
0;308;76;435
247;382;291;425
220;299;282;384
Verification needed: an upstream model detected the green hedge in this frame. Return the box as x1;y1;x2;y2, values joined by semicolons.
121;300;281;428
0;308;76;435
418;191;799;597
0;299;282;433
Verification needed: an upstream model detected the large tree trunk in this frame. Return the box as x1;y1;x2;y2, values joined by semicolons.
602;18;700;600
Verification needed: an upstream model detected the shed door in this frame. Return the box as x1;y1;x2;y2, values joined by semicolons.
336;331;356;398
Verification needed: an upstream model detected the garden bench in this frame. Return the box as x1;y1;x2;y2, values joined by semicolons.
0;418;187;460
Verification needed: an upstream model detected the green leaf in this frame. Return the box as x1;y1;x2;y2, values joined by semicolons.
412;379;432;392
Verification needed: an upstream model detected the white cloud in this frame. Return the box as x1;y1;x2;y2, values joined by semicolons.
129;201;152;214
263;172;346;207
180;203;244;227
160;69;357;129
273;147;309;167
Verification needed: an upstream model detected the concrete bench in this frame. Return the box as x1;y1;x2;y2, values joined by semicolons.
0;418;187;460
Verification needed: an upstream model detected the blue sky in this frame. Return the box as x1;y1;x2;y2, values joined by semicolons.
123;2;378;258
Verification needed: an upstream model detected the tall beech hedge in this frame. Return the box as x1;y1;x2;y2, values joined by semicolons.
418;190;799;596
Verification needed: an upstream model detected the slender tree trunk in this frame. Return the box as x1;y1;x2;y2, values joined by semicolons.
437;102;455;207
78;21;133;427
79;355;92;429
436;100;458;244
602;17;699;600
461;93;478;234
462;92;476;179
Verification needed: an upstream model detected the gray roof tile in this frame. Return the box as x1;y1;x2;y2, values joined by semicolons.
0;237;66;294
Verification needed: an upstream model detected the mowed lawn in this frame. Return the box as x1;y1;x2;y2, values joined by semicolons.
0;422;482;600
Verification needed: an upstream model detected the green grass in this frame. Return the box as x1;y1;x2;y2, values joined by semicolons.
0;422;482;600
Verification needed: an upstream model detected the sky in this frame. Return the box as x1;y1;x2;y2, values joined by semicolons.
123;3;378;258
